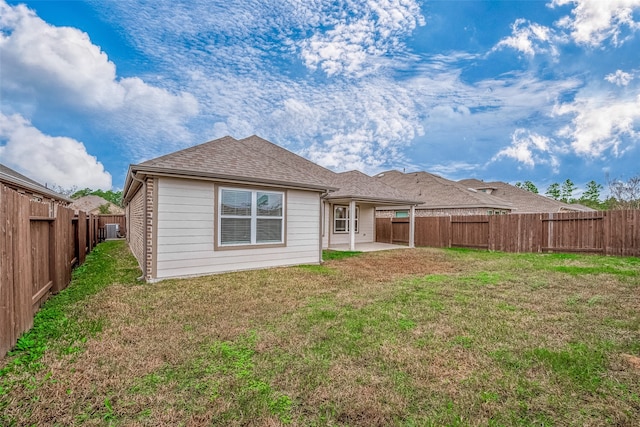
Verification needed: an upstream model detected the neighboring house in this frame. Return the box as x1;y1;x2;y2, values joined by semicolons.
374;170;513;217
458;179;596;213
122;135;420;281
69;195;125;215
0;163;72;209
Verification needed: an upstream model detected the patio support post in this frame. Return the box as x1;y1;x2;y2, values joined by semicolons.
409;205;415;248
349;200;356;251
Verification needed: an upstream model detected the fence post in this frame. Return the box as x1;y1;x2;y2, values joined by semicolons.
603;210;610;256
0;186;15;357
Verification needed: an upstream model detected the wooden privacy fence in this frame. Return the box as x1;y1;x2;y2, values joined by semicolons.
0;185;126;358
376;210;640;256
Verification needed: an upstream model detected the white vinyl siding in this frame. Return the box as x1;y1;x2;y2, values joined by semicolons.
155;177;321;279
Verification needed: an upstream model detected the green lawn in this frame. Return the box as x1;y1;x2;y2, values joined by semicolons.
1;241;639;426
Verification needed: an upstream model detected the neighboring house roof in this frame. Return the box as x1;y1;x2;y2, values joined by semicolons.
69;195;124;214
375;170;513;210
567;203;597;212
0;163;72;203
458;179;596;213
326;170;422;205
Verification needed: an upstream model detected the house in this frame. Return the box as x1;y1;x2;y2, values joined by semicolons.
458;179;596;213
374;170;513;217
69;195;125;215
122;136;420;281
0;163;72;209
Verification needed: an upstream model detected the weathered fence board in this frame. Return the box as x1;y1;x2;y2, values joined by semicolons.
376;210;640;257
391;219;410;244
451;216;489;249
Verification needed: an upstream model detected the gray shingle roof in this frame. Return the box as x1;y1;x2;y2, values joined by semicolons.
0;163;72;203
458;179;596;213
326;170;421;204
376;170;513;210
135;135;337;191
127;136;420;205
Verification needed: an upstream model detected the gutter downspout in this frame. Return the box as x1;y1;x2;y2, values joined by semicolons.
319;191;330;262
129;172;147;280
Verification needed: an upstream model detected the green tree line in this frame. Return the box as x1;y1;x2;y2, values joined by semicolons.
515;174;640;210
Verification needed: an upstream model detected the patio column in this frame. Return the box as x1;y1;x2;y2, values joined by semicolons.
409;205;415;248
349;200;356;251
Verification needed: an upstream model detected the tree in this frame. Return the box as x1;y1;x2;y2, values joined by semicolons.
560;179;577;203
515;181;539;194
607;174;640;209
70;188;93;199
98;203;112;214
546;183;561;200
579;180;603;209
48;184;78;196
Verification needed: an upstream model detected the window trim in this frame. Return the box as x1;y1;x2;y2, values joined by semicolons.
333;204;359;234
216;186;286;250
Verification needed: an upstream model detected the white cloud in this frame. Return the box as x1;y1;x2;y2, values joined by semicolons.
605;69;635;86
493;129;561;171
0;113;112;189
551;0;640;47
0;0;199;157
297;0;425;77
554;94;640;157
494;18;564;57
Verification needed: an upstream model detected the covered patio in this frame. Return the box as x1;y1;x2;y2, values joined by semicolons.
321;170;422;252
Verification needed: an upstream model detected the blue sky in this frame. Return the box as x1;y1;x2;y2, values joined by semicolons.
1;0;639;196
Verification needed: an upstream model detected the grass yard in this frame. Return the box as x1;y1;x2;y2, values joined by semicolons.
1;241;639;426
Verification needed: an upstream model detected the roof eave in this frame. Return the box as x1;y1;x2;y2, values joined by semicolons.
324;194;421;205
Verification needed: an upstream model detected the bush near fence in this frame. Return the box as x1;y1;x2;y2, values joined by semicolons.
0;185;126;358
376;210;640;257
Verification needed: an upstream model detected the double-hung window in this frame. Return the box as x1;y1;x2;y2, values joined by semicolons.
219;188;284;246
334;205;358;233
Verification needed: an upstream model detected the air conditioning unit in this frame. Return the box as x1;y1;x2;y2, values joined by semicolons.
105;223;119;239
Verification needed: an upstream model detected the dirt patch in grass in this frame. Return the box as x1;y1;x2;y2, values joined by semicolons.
623;353;640;371
327;248;459;283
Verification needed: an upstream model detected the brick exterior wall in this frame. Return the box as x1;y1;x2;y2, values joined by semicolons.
127;181;145;275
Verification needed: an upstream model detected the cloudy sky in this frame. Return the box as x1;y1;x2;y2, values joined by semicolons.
1;0;639;194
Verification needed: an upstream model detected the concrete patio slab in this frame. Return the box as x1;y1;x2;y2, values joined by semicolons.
326;242;410;252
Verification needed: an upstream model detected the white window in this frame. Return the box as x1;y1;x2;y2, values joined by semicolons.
219;188;284;246
334;205;358;233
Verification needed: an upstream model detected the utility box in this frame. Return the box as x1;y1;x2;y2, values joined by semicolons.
105;223;119;239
